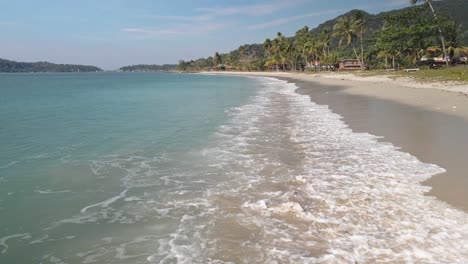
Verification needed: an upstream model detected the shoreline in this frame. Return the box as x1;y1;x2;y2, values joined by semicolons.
203;71;468;213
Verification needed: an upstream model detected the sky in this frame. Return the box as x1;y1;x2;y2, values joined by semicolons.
0;0;410;70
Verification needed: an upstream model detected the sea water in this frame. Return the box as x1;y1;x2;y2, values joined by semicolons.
0;72;467;263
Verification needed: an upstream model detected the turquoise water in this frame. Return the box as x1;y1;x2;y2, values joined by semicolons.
0;72;257;263
2;72;468;263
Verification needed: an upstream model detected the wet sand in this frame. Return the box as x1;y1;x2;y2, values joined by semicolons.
292;79;468;213
205;71;468;213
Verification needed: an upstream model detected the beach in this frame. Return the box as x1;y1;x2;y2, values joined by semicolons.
206;71;468;213
2;72;468;262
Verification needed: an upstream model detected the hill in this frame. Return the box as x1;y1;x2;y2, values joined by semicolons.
119;64;177;72
309;0;468;48
179;0;467;71
0;58;102;73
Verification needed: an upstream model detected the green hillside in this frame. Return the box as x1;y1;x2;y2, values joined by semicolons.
0;58;102;73
119;64;177;72
178;0;468;71
309;0;468;49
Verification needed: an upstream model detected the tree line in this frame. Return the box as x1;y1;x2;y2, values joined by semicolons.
120;64;177;72
177;0;467;72
0;58;102;73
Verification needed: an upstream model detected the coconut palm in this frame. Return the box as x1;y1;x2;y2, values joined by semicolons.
274;32;287;71
333;16;355;47
410;0;449;66
271;38;281;71
283;38;294;70
352;11;366;70
318;29;331;57
333;16;362;68
213;52;222;68
263;39;272;58
303;38;318;71
238;45;245;65
295;26;311;70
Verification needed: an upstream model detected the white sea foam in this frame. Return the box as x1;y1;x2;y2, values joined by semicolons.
161;77;468;263
80;190;128;214
0;161;18;169
0;233;31;254
34;189;71;194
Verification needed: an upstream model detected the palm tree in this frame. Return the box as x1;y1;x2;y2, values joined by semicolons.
271;38;281;71
333;16;355;47
275;32;287;71
352;11;366;70
410;0;449;66
444;21;463;60
318;29;331;57
295;26;310;70
283;38;294;71
263;39;272;58
303;38;318;71
213;52;222;68
333;16;362;68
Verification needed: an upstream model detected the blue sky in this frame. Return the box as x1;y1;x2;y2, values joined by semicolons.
0;0;409;69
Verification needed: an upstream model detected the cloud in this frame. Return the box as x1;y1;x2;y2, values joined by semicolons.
145;14;213;22
122;27;181;36
355;0;409;11
247;10;343;30
195;4;277;17
147;0;308;22
124;0;309;39
121;23;225;39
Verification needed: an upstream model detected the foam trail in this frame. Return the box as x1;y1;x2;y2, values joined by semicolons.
35;190;71;194
0;233;30;254
0;161;18;169
80;190;128;214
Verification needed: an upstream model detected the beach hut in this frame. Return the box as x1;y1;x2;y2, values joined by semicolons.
338;59;365;70
216;64;233;71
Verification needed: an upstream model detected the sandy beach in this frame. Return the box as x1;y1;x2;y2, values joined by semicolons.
205;71;468;212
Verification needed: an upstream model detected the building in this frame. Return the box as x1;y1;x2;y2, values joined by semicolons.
216;64;233;71
338;59;365;70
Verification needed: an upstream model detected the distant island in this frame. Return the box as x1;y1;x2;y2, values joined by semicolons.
119;64;177;72
0;58;102;73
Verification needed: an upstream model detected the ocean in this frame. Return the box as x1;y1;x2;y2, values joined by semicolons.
1;72;467;263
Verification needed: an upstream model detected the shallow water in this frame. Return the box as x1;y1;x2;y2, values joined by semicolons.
1;73;467;263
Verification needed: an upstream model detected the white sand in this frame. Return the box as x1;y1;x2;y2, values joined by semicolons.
202;71;468;121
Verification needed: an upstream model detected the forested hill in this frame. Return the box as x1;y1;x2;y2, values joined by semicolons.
119;64;177;72
310;0;467;47
0;58;102;72
178;0;467;72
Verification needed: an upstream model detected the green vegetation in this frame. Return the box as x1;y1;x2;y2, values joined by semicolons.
119;64;177;72
0;58;102;72
177;0;468;73
401;66;468;82
354;66;468;82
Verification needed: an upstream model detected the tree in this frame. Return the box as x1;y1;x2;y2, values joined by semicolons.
410;0;449;66
333;16;362;67
295;26;311;70
213;52;222;67
283;37;294;70
263;38;274;70
303;38;318;71
374;5;439;69
443;20;463;60
333;16;355;47
273;32;287;71
352;11;367;70
318;29;332;57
